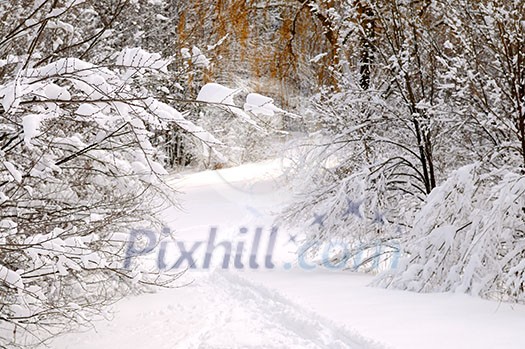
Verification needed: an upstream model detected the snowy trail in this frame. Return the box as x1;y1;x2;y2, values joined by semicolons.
174;272;377;349
46;160;378;349
44;160;525;349
47;271;376;349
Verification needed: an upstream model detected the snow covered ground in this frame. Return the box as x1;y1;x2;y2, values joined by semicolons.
45;160;525;349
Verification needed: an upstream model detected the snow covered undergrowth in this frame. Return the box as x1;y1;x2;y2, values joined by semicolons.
44;160;525;349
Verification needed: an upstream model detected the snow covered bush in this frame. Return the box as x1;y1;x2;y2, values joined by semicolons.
279;0;525;287
0;50;191;347
0;1;288;345
374;164;525;303
433;0;525;168
279;84;414;269
0;1;225;346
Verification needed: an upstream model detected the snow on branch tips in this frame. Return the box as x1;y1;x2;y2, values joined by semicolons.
197;82;284;126
115;47;170;73
0;37;185;349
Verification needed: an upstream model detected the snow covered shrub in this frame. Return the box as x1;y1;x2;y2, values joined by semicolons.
279;125;419;272
374;164;525;303
0;1;221;346
278;0;525;280
0;50;194;346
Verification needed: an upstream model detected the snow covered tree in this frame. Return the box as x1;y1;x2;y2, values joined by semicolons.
0;1;226;346
280;0;525;299
372;0;525;302
441;0;525;167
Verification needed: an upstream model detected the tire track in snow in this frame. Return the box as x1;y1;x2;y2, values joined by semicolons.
177;271;386;349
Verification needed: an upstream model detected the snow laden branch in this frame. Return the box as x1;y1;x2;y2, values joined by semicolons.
0;46;223;347
192;82;287;166
374;164;525;303
280;0;525;304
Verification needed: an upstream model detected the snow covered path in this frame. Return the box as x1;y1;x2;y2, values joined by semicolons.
48;271;375;349
45;160;525;349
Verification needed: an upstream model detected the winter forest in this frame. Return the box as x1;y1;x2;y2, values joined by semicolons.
1;0;524;348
